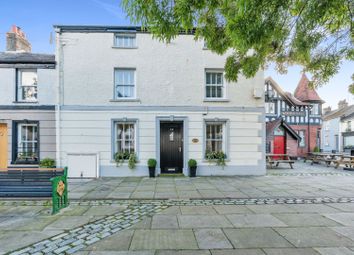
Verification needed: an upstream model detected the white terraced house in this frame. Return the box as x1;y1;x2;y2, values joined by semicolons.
54;25;265;177
0;26;56;169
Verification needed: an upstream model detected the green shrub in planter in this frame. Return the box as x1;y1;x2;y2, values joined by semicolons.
188;159;197;177
39;158;56;168
148;159;157;168
147;158;157;177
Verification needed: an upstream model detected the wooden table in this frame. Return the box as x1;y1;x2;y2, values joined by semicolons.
334;155;354;169
266;154;294;169
309;153;343;167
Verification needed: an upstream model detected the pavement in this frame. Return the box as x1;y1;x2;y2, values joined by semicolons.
2;161;354;254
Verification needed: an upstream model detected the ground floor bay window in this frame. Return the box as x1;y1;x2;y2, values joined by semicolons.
12;121;39;164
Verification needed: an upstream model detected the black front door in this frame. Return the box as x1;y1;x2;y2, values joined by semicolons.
160;122;183;173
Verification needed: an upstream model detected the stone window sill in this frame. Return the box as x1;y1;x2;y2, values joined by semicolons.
112;46;138;49
13;101;39;104
203;99;230;102
110;99;141;103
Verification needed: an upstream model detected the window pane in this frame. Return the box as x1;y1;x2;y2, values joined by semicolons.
115;69;135;98
21;70;37;86
116;122;135;154
205;72;224;98
115;35;136;48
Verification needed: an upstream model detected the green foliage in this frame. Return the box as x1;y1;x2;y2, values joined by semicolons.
128;153;138;169
188;159;197;168
114;151;138;169
39;158;56;168
206;151;227;167
313;146;320;153
147;158;157;168
122;0;354;92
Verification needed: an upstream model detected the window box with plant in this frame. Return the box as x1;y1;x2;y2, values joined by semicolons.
114;151;138;169
206;151;227;167
188;159;197;177
147;158;157;178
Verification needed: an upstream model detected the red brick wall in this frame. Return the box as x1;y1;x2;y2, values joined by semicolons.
289;125;321;157
286;134;298;157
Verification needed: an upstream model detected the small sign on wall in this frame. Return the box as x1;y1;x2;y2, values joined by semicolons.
192;138;199;143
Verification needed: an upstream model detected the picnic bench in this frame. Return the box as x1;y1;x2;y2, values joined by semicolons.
266;154;295;169
334;155;354;170
0;168;65;197
309;153;343;167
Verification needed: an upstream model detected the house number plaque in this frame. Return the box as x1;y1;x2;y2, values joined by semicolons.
192;138;199;143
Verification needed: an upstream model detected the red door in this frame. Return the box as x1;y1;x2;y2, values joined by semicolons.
274;136;285;155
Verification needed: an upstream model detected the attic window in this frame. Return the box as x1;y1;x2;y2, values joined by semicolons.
114;34;136;48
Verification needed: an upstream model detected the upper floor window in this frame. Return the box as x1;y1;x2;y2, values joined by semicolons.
114;34;136;48
265;102;276;114
114;69;135;99
13;121;39;164
346;121;352;132
17;69;38;102
205;71;225;99
310;104;319;115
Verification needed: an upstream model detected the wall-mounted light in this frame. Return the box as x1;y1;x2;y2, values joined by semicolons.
169;115;174;122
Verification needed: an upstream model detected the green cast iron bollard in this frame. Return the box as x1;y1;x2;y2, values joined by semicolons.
50;167;69;214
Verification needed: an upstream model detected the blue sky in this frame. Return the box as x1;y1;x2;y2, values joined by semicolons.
1;0;353;109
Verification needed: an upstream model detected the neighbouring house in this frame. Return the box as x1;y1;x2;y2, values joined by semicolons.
339;104;354;153
321;100;354;153
265;74;324;158
0;25;56;168
54;25;265;177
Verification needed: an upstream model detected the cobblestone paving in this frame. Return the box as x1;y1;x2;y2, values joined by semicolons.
7;196;354;255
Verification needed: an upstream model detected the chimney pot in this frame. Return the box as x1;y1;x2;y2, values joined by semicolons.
338;99;348;109
6;25;31;52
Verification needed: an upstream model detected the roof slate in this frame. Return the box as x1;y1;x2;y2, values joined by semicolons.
294;73;324;102
0;52;55;64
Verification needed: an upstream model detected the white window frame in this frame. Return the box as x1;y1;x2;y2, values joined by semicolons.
114;33;137;48
114;121;137;156
16;123;39;163
298;130;306;147
310;104;319;115
204;70;227;100
265;102;276;114
17;69;38;102
204;121;228;158
114;68;136;99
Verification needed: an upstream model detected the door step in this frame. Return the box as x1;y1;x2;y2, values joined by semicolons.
158;173;185;177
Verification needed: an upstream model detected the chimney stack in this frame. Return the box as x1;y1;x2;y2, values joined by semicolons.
338;99;348;109
6;25;31;52
323;106;332;115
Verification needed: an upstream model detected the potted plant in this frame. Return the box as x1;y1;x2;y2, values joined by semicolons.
147;158;157;178
188;159;197;177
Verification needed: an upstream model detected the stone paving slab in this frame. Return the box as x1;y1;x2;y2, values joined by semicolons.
324;213;354;226
314;247;354;255
223;228;292;248
210;249;265;255
194;228;233;249
274;227;354;247
273;213;340;227
226;214;287;228
129;230;198;250
263;248;319;255
177;215;231;228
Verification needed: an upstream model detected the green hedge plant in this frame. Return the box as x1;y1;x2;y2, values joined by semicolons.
39;158;56;168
